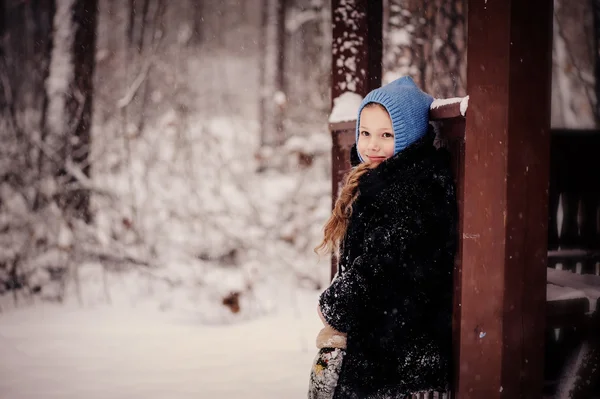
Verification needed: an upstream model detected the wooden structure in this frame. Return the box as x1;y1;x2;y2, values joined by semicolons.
329;0;600;398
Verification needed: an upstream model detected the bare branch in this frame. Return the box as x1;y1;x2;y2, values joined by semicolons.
117;60;152;109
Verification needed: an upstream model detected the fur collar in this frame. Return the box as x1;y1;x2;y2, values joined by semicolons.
350;131;437;201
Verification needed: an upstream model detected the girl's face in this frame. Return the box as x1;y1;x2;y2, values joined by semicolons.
357;105;395;167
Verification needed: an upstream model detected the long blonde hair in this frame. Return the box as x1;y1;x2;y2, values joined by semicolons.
316;102;386;255
315;162;371;255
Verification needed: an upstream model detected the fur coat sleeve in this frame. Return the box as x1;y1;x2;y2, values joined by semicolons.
318;189;434;334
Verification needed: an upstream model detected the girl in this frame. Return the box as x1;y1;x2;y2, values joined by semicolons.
309;76;457;399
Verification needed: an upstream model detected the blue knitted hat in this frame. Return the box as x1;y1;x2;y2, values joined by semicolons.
355;76;433;161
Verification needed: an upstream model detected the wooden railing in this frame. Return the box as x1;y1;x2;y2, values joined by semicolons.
548;130;600;272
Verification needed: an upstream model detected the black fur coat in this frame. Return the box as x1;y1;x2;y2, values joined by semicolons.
319;131;457;398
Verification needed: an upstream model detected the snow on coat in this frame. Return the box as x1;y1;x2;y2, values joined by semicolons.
318;131;457;398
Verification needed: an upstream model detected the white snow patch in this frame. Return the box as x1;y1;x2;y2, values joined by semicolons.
274;90;287;106
389;29;411;46
546;284;587;302
0;289;324;399
329;92;363;123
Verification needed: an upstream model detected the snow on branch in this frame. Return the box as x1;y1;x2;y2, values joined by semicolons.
286;9;319;33
117;61;152;109
27;134;117;200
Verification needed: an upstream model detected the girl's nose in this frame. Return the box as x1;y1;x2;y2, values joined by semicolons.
368;139;380;151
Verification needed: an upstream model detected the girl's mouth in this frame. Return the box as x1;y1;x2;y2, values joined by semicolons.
367;156;386;162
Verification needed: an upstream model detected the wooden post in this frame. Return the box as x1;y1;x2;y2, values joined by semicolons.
331;0;383;103
330;0;382;279
458;0;553;398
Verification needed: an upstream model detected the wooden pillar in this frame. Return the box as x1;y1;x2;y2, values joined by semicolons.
331;0;383;104
458;0;553;398
330;0;382;278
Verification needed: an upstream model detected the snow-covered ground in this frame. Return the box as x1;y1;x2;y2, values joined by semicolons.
0;289;323;399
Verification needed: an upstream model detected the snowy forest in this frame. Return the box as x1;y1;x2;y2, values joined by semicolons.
0;0;598;398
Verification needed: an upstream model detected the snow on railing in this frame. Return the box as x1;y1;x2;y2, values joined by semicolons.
430;96;469;119
329;93;470;124
547;267;600;312
329;92;363;123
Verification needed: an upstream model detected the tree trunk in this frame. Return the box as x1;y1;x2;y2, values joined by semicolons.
274;0;288;145
191;0;203;44
256;0;290;148
384;0;466;97
34;0;58;211
0;0;5;40
0;0;55;202
45;0;98;222
552;0;596;128
590;0;600;125
136;0;151;54
384;0;419;83
422;0;467;97
128;0;136;45
67;0;98;222
258;0;269;147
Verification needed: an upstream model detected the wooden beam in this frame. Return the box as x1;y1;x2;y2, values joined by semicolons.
458;0;553;398
330;0;382;279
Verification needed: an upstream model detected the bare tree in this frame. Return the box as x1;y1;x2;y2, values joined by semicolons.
274;0;288;145
384;0;418;82
384;0;466;97
0;0;55;194
127;0;134;44
259;0;269;146
420;0;466;97
257;0;289;148
44;0;98;222
0;0;100;303
551;0;596;128
594;0;600;125
191;0;203;44
127;0;152;52
283;0;330;133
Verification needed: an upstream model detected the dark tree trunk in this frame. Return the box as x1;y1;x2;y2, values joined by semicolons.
66;0;98;222
0;0;55;196
191;0;203;44
136;0;150;53
592;0;600;124
1;0;55;115
258;0;269;147
136;0;165;136
43;0;98;222
128;0;136;45
274;0;287;145
0;0;5;39
34;0;57;211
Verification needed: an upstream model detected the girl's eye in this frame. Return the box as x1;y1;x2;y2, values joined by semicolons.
361;131;370;137
383;132;394;138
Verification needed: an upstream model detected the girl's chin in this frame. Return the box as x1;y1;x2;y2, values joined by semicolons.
367;160;383;168
365;157;387;167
